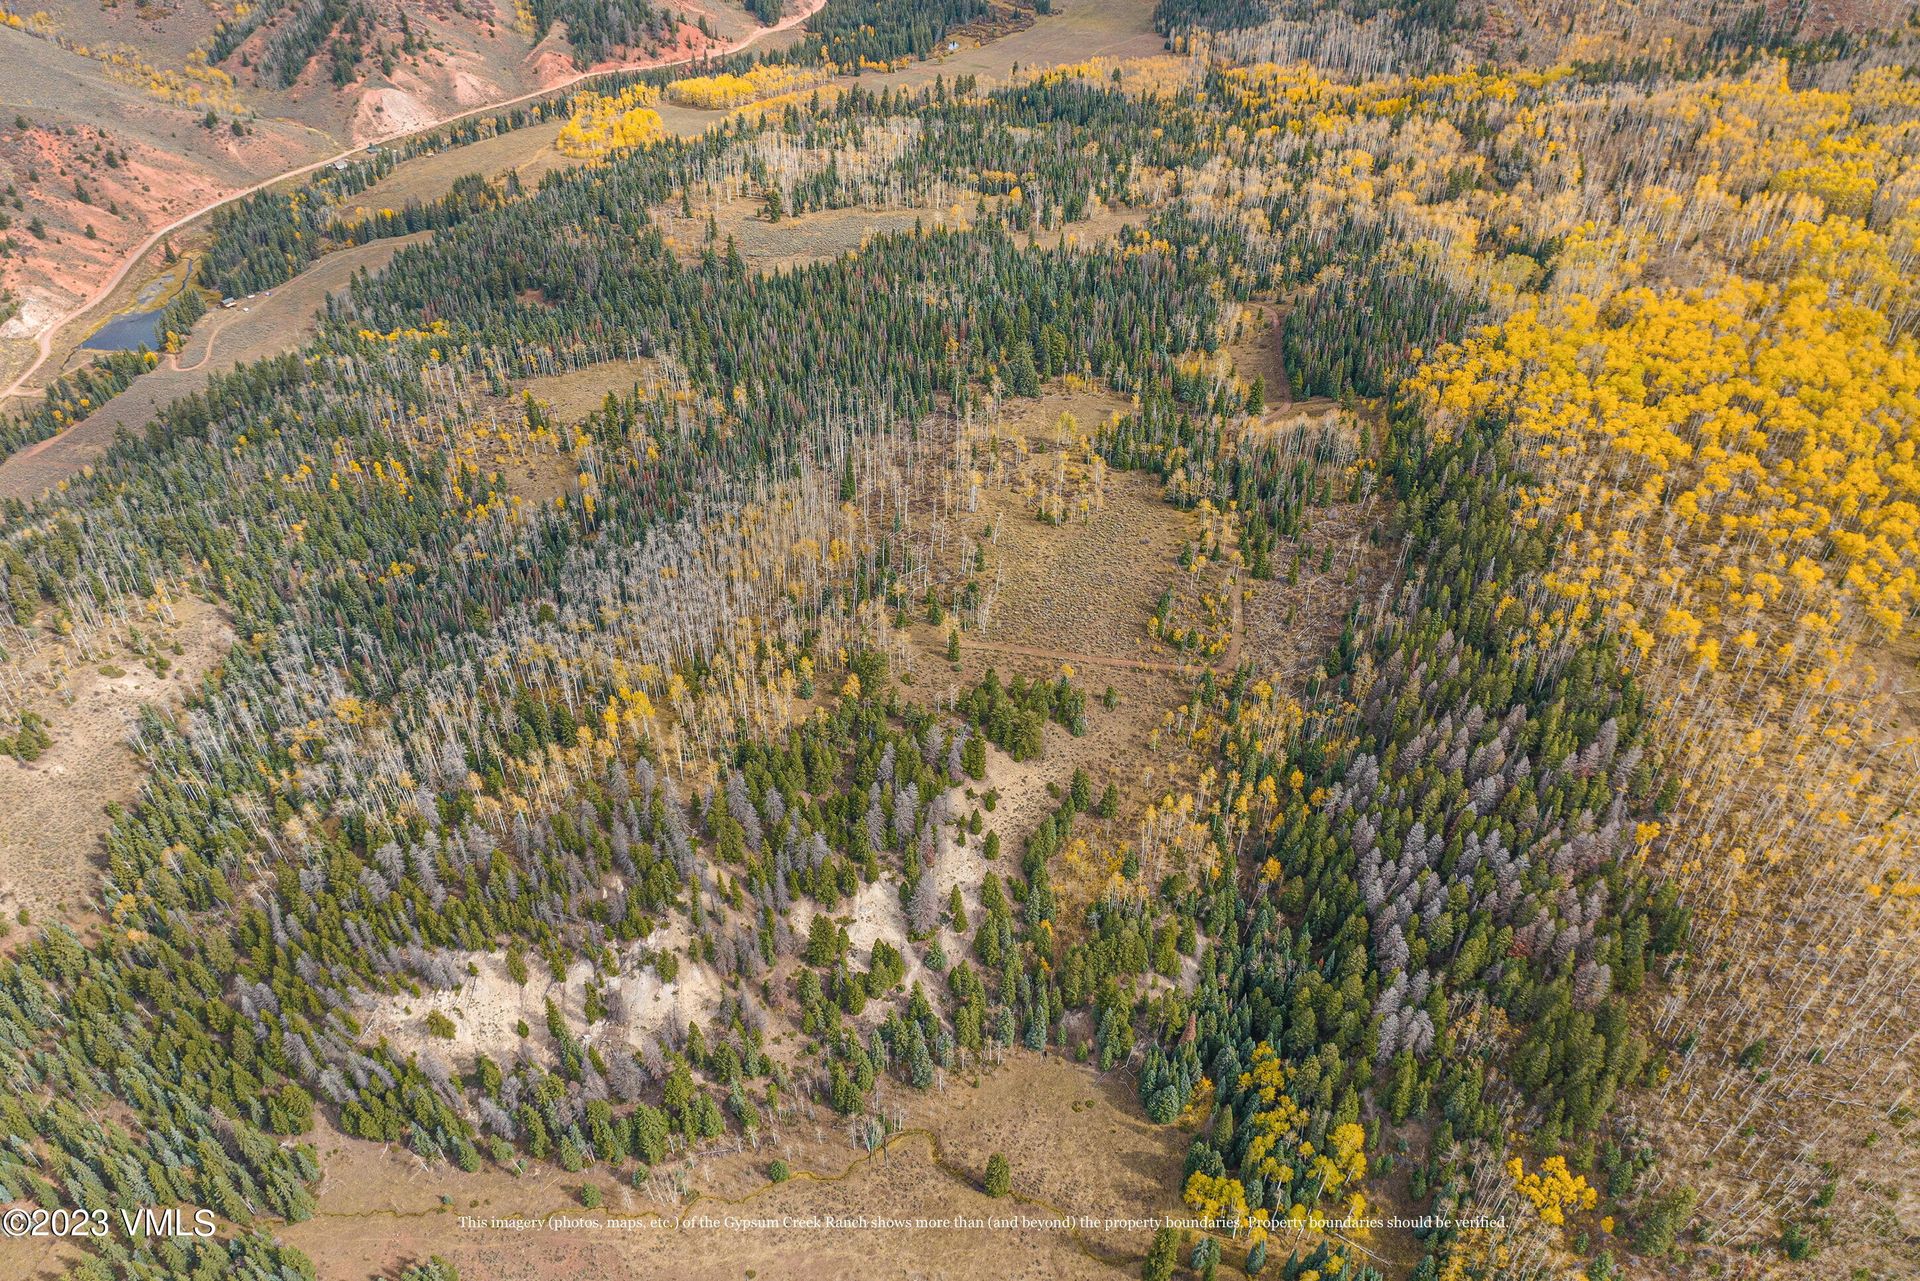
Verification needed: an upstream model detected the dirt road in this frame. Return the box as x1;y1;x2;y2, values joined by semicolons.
0;0;827;406
0;0;1150;502
0;235;426;501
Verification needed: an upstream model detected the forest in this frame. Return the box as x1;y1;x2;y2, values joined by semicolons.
0;1;1915;1279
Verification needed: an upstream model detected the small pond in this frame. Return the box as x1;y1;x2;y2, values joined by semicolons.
84;308;164;352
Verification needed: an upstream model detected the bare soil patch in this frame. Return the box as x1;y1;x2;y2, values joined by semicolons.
359;953;599;1071
360;919;725;1074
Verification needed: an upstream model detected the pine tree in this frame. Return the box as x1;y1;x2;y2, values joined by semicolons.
1143;1227;1179;1281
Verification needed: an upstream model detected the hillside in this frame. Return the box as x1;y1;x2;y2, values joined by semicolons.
0;0;781;380
0;2;1914;1280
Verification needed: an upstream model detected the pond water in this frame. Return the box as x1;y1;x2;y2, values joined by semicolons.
84;308;164;352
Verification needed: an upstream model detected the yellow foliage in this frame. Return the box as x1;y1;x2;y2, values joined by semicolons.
665;64;827;111
1409;264;1920;649
557;85;666;160
1507;1155;1598;1228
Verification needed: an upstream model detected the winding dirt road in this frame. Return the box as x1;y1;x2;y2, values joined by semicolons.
0;0;826;404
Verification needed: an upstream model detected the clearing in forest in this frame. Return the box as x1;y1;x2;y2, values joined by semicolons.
278;1050;1178;1281
656;194;972;272
0;593;231;935
515;356;663;423
962;390;1187;663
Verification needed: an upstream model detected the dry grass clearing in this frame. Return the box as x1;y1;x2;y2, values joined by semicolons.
337;120;573;224
656;193;968;272
465;356;665;503
0;1234;82;1281
972;439;1189;660
905;581;1201;913
1223;298;1350;427
645;0;1164;143
1059;200;1166;251
883;384;1224;907
924;1032;1181;1236
516;356;661;422
836;0;1163;97
891;387;1182;678
976;664;1188;909
493;451;579;507
0;593;231;935
1228;300;1292;402
657;189;1157;277
282;1050;1174;1281
1240;497;1397;690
